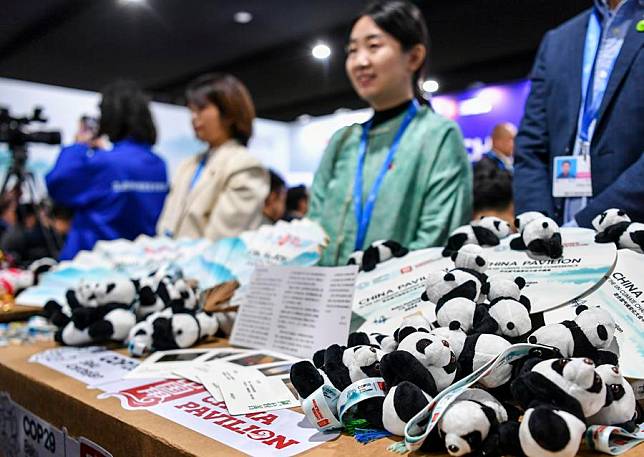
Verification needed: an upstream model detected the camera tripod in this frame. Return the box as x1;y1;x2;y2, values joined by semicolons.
0;143;62;261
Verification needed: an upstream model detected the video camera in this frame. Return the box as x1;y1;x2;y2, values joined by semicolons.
0;106;61;152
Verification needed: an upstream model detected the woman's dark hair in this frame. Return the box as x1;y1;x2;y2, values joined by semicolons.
353;0;429;102
98;80;157;145
185;73;255;146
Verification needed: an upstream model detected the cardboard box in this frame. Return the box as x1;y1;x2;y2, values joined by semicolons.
0;341;639;457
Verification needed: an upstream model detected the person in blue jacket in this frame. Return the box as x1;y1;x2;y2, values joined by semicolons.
514;0;643;227
46;81;168;260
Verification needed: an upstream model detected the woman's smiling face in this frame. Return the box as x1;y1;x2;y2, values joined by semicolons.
345;15;420;110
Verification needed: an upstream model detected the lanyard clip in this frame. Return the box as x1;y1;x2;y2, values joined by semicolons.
580;140;591;158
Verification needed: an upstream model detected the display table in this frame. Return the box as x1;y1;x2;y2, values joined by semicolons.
0;304;41;323
0;341;638;457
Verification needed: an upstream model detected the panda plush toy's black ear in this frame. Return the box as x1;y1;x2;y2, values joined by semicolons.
575;305;589;315
514;277;526;290
312;349;326;368
290;361;325;399
348;332;371;347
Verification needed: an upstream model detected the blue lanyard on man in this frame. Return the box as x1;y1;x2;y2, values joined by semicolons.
353;99;420;251
578;8;621;155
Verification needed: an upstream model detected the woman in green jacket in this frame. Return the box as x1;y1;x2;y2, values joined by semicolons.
308;0;472;266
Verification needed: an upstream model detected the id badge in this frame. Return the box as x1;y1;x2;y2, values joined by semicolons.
552;155;593;197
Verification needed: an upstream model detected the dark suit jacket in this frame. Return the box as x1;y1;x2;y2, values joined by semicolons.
514;8;644;227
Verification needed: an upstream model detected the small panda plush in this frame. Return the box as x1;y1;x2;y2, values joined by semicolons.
511;357;607;419
347;331;398;353
382;380;432;436
56;307;136;346
342;345;383;382
592;208;644;254
434;297;498;335
442;216;511;257
451;244;488;274
456;333;512;389
127;308;219;355
514;211;544;234
397;331;458;391
487;297;533;342
437;390;509;457
510;213;563;259
588;364;639;432
348;239;409;272
482;276;530;307
527;305;618;366
421;269;485;306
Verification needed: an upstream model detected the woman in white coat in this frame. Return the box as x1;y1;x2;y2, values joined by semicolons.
157;73;268;240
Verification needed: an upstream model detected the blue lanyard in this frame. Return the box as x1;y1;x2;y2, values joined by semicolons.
579;9;619;145
189;154;209;191
353;99;420;250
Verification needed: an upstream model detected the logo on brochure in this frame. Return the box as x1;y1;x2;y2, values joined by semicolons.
400;266;412;274
100;379;206;410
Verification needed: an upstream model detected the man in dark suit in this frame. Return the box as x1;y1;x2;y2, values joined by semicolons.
514;0;643;227
475;122;517;175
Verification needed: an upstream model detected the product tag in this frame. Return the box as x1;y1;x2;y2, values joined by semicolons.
301;384;343;431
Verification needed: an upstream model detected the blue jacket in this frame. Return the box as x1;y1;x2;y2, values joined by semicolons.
514;8;644;227
46;139;168;260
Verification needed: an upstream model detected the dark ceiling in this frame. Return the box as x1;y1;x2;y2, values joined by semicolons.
0;0;593;121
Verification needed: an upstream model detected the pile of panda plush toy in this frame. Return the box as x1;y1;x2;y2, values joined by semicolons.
290;211;643;457
42;266;228;356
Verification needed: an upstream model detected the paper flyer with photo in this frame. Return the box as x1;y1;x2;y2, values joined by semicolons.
543;249;644;380
352;248;444;334
230;265;357;359
124;348;214;380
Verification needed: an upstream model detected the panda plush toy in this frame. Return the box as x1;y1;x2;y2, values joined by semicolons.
527;304;618;366
456;333;512;389
50;278;138;346
482;276;530;306
486;297;533;342
127;308;219;355
342;345;384;382
592;208;644;254
451;244;488;275
421;269;485;306
510;213;563;259
397;330;458;391
442;216;512;257
433;296;498;335
512;357;609;457
588;364;640;432
435;388;512;457
347;239;409;272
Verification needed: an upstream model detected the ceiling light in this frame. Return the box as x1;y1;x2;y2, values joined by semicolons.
119;0;145;5
234;11;253;24
312;43;331;60
422;79;439;93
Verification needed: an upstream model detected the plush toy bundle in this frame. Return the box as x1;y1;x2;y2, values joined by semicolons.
291;240;642;456
592;208;644;254
442;216;513;257
42;268;222;355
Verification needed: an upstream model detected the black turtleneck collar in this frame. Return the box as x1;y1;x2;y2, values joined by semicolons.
370;99;414;128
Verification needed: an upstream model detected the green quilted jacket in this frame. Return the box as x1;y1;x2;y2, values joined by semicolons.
308;105;472;266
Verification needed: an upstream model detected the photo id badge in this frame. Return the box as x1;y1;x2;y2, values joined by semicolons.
552;155;592;197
